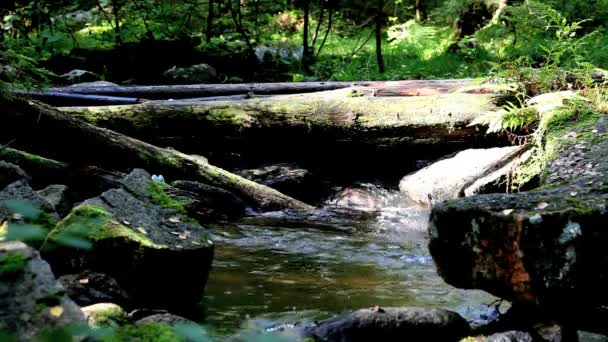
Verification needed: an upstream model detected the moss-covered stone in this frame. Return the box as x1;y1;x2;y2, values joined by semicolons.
104;323;184;342
82;303;128;328
429;92;608;321
0;251;29;279
43;183;214;310
48;205;157;247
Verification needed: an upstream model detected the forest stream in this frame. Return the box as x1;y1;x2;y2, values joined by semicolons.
201;184;500;339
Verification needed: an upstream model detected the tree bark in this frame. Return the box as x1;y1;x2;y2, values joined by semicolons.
0;97;312;211
302;0;311;72
415;0;424;22
206;0;214;43
375;0;385;74
48;79;475;100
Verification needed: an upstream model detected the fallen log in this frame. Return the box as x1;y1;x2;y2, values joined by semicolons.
23;91;144;107
61;88;503;159
0;97;312;211
49;79;475;99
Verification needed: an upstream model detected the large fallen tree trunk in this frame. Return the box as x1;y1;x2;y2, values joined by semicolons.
60;88;502;156
49;79;476;99
0;97;312;211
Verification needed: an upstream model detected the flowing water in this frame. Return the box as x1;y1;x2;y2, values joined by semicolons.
201;184;499;340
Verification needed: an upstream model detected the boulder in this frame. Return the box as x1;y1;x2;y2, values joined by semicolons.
0;161;30;191
163;63;217;84
303;307;470;342
399;146;525;204
58;272;130;308
43;169;214;309
0;241;85;341
37;184;71;216
236;163;326;203
59;69;101;85
429;124;608;324
0;181;59;235
82;302;127;328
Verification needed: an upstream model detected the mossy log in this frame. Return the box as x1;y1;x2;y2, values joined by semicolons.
0;97;312;211
60;88;502;159
49;79;475;99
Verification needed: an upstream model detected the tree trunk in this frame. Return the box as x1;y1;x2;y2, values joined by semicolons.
49;79;475;100
59;88;502;159
0;97;312;211
111;0;123;46
206;0;214;43
375;0;385;74
415;0;424;22
302;0;311;72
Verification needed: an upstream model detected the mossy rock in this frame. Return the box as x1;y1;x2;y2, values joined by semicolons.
82;303;128;328
104;323;184;342
44;195;213;309
429;101;608;320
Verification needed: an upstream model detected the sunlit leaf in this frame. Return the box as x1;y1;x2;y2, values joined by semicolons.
49;306;64;317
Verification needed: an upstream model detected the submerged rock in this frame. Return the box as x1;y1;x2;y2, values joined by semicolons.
43;170;214;309
399;146;524;203
58;272;130;308
135;313;196;326
236;163;326;203
0;241;85;341
304;307;470;342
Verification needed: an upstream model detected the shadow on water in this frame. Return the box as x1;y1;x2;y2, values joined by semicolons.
201;184;499;339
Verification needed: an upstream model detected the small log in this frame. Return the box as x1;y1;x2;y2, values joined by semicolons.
49;79;475;99
17;91;144;107
0;97;312;211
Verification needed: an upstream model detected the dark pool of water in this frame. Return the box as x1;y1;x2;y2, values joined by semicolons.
200;186;499;340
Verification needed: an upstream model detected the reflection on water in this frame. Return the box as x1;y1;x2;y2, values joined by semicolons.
202;184;498;339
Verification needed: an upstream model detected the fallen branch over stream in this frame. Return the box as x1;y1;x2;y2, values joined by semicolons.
0;97;312;211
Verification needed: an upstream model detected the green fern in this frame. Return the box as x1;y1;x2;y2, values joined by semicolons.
471;100;540;134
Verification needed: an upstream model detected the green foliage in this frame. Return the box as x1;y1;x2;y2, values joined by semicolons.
471;100;540;134
0;251;29;279
0;49;52;95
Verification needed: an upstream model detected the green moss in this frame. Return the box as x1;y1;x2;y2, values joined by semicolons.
0;252;29;279
147;182;189;214
87;305;129;327
49;205;159;248
103;323;184;342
